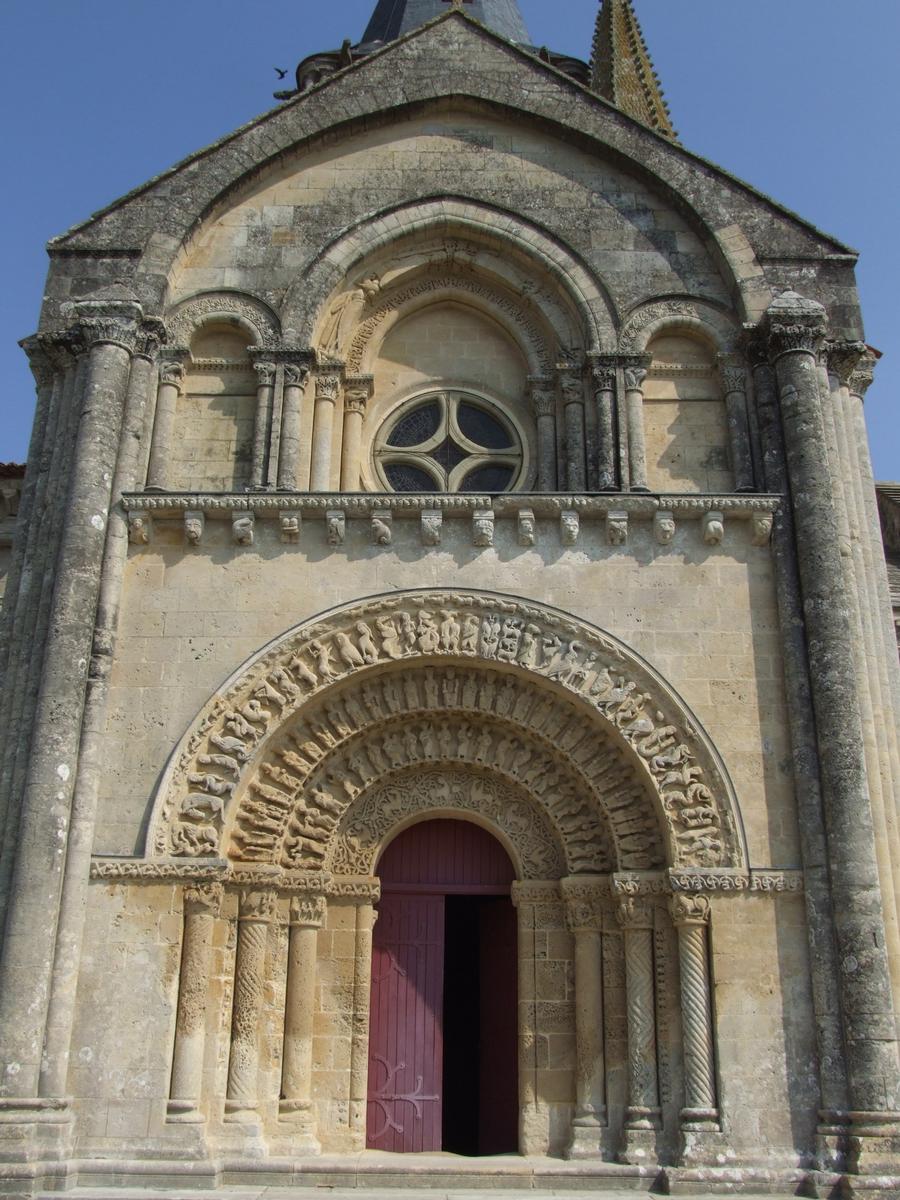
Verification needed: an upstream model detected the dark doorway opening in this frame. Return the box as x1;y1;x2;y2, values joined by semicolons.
442;895;518;1156
367;818;519;1155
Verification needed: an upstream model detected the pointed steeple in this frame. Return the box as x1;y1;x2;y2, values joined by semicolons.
590;0;676;139
362;0;530;45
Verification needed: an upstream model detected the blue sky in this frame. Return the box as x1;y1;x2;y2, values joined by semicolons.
2;0;898;478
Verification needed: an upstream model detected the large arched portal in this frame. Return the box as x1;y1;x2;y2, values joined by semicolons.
148;590;745;1163
367;817;518;1155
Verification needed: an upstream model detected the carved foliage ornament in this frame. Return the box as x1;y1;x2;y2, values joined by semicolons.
149;592;743;876
167;291;280;350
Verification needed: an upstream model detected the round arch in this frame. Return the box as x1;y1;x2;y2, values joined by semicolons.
281;197;617;354
618;296;741;356
165;288;281;350
148;589;746;876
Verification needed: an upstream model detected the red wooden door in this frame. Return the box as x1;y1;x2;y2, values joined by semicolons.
366;819;517;1154
367;893;444;1151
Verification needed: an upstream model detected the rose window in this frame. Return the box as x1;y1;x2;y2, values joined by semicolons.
374;391;522;493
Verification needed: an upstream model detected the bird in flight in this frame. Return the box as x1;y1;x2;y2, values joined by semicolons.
274;67;288;79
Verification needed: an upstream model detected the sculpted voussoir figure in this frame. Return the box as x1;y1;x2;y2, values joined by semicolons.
150;591;743;875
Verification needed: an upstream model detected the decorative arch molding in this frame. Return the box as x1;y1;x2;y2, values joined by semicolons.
618;296;741;355
148;590;746;876
165;289;281;351
281;197;617;353
342;269;555;377
331;765;566;880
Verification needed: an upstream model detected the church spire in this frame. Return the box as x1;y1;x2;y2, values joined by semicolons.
362;0;530;45
590;0;676;139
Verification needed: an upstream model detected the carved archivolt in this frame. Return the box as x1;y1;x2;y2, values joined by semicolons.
331;766;566;880
283;197;616;351
618;297;739;355
166;290;281;350
147;590;745;876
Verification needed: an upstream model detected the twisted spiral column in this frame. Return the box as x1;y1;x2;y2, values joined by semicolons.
225;889;276;1123
616;895;660;1162
670;894;719;1129
168;884;223;1123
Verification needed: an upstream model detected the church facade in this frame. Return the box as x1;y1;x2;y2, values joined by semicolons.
1;1;899;1193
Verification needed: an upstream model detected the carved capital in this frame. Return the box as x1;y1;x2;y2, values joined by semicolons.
558;368;584;406
253;361;277;387
239;888;278;923
562;877;609;932
343;375;374;415
763;292;827;360
63;295;144;354
159;358;186;391
823;340;866;386
135;318;166;361
848;348;878;399
316;373;341;403
616;896;654;930
669;892;711;927
289;894;326;928
184;882;224;915
284;363;311;389
621;354;652;393
718;356;747;396
528;375;556;419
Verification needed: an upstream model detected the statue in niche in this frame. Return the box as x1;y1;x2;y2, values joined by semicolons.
319;276;381;357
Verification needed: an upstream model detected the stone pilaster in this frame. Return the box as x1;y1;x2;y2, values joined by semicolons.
616;895;660;1163
224;889;276;1128
279;892;326;1152
168;884;223;1124
145;353;186;491
340;376;373;492
621;355;651;492
311;372;341;491
763;293;900;1173
562;877;608;1160
0;294;141;1104
529;376;557;492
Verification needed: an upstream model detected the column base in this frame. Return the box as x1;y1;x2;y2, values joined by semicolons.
0;1099;73;1165
519;1103;550;1157
165;1098;206;1125
618;1108;661;1164
565;1109;607;1160
678;1122;727;1168
277;1099;321;1154
846;1112;900;1175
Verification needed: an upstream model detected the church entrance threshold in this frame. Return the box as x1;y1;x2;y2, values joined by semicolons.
366;819;518;1155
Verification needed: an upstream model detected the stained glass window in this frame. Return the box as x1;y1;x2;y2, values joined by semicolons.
375;391;522;494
